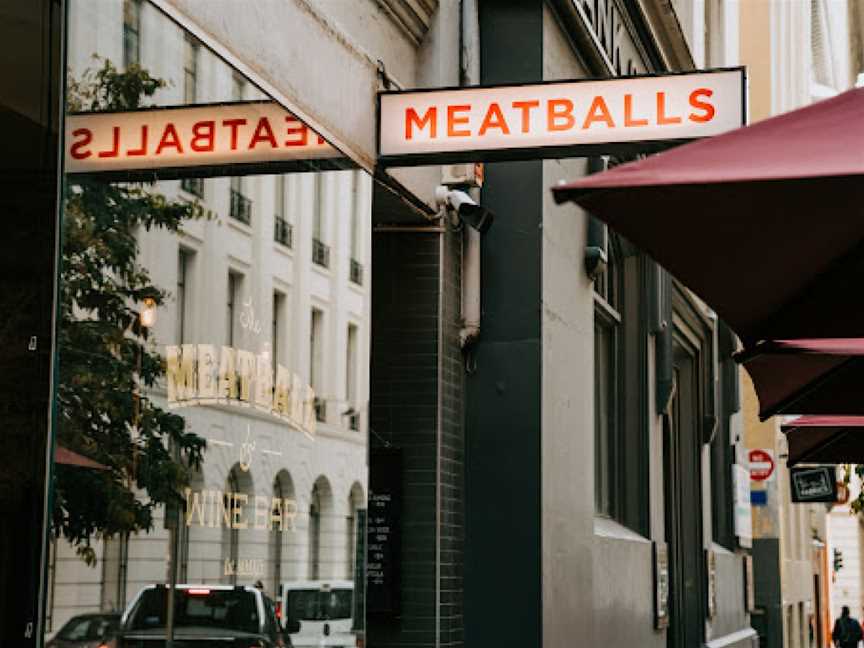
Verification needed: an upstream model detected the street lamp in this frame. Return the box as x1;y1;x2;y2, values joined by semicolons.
140;296;157;328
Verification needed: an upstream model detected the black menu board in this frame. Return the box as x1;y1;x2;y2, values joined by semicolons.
367;448;401;615
790;466;837;502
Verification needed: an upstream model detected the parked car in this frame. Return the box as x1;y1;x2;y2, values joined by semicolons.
46;613;121;648
114;584;287;647
281;581;357;648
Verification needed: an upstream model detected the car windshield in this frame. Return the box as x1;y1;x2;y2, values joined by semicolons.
287;589;352;622
56;616;117;641
126;588;260;634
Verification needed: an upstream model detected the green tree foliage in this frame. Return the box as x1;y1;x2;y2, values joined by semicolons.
55;59;206;564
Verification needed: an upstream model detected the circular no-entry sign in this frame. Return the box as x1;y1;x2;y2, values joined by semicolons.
749;449;775;481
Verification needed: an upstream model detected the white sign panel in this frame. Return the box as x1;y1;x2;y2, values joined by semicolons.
379;68;745;164
65;101;341;175
734;464;753;547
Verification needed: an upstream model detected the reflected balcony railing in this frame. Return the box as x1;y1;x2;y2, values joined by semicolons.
314;397;326;423
274;216;293;248
312;238;330;268
181;177;204;198
230;189;252;225
349;258;363;285
348;411;360;431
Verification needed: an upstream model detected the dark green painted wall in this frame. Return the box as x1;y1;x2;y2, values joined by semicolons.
465;2;544;647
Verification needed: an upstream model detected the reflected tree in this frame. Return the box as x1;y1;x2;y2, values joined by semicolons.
55;59;206;564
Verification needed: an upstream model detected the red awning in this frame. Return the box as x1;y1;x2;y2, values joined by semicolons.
781;416;864;466
737;338;864;420
55;444;109;470
551;87;864;347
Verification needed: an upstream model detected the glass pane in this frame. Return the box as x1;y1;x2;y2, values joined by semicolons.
594;321;613;516
51;3;370;647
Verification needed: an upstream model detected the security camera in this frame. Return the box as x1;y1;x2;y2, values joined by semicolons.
435;186;494;234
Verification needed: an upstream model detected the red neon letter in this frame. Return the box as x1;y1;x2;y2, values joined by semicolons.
284;118;309;147
447;105;471;137
547;99;575;132
222;118;247;150
582;96;615;129
656;92;682;125
155;123;184;155
249;117;278;149
688;88;716;123
623;94;648;127
512;100;540;133
191;121;215;152
97;126;121;158
126;125;148;156
70;128;93;159
405;107;437;140
478;102;511;136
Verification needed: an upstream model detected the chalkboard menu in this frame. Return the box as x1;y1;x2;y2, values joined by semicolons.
367;448;401;616
790;466;837;503
352;508;367;631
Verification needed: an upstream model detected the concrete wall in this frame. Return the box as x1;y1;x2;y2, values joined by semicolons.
539;7;597;646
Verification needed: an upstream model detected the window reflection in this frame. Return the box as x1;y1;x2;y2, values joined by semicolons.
51;2;370;644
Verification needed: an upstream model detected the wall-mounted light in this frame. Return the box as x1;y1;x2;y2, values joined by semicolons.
140;297;157;329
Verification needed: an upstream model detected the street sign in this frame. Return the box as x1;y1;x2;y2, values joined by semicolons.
748;449;775;482
378;68;746;166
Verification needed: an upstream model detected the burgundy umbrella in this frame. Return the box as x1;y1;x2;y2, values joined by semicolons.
781;416;864;466
552;87;864;348
55;444;109;470
736;339;864;420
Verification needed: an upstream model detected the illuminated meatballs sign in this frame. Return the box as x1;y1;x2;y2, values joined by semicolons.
378;68;746;165
65;100;341;176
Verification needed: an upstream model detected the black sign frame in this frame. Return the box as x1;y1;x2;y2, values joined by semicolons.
790;466;837;503
367;447;402;617
376;66;747;167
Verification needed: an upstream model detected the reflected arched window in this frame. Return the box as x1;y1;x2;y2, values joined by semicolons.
222;466;253;585
308;484;321;580
271;471;295;595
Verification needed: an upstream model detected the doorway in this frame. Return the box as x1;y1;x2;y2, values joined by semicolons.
664;340;707;648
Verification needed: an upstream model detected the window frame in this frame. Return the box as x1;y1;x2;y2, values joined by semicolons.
122;0;141;69
592;232;651;535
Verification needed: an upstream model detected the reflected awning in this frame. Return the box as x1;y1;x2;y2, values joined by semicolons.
551;87;864;348
781;416;864;466
55;445;109;470
736;339;864;420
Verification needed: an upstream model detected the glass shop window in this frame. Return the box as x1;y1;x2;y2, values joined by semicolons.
51;3;371;647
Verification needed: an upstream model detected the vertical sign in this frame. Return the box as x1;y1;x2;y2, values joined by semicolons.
653;542;669;629
706;549;717;619
367;449;401;615
743;554;756;613
352;508;367;633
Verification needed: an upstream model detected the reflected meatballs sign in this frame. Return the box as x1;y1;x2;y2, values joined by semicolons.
65;100;343;177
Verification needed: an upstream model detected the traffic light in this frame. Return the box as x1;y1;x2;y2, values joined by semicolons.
834;548;845;572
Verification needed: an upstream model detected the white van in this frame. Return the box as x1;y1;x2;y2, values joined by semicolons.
280;580;358;648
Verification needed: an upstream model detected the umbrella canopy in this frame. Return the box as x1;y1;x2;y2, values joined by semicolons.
55;444;109;470
552;87;864;348
737;339;864;420
781;416;864;466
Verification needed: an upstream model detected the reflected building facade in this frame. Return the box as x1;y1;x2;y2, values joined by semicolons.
45;0;370;635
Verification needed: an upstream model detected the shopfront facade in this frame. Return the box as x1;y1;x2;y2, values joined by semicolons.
3;1;757;647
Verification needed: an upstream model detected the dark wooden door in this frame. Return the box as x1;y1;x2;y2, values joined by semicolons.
665;343;706;648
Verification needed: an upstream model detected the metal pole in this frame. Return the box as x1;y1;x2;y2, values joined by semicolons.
165;441;181;648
